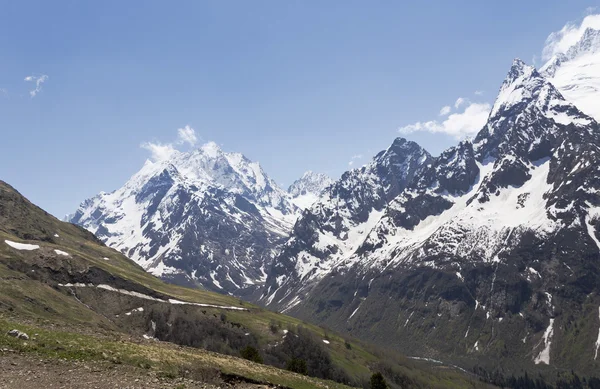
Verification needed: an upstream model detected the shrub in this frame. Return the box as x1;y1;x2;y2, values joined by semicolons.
286;358;307;375
240;345;263;364
370;372;388;389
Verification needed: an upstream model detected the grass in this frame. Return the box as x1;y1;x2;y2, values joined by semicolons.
0;317;354;389
0;181;498;388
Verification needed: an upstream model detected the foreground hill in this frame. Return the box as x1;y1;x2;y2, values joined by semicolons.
0;180;493;389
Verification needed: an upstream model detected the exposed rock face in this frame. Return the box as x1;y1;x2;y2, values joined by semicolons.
263;137;432;309
69;142;297;296
263;59;600;374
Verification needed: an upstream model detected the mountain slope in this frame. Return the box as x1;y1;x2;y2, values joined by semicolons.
263;138;432;311
69;142;297;296
541;27;600;122
288;171;333;210
0;180;495;389
266;59;600;375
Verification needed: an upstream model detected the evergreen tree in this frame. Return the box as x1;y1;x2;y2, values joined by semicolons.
240;345;263;364
370;372;388;389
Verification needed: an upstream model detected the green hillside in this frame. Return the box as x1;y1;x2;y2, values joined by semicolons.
0;180;495;389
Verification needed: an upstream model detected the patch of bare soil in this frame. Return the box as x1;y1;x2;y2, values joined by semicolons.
0;350;274;389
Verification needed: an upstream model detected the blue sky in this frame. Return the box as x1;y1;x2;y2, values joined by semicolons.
0;1;597;217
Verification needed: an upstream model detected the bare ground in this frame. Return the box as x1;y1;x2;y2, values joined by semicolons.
0;350;274;389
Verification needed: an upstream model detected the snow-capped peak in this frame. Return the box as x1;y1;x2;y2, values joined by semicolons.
489;58;541;119
541;27;600;122
200;141;222;158
288;171;333;210
487;58;591;131
288;171;333;197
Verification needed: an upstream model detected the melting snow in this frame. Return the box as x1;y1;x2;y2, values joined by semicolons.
585;212;600;252
404;311;414;327
57;283;248;311
54;249;70;256
5;240;39;251
594;307;600;360
348;303;361;320
125;307;144;316
322;339;330;344
534;318;555;365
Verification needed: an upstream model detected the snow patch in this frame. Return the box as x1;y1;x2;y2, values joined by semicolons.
594;307;600;360
57;283;248;311
5;240;39;251
534;318;555;365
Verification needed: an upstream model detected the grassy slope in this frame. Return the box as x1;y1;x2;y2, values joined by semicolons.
0;181;494;388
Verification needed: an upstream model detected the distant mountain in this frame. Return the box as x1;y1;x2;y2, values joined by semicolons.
1;178;498;389
288;171;333;209
69;142;298;296
64;30;600;377
541;27;600;121
262;137;432;309
263;59;600;375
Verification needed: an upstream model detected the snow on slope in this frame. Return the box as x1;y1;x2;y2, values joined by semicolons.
288;171;333;210
5;240;39;251
357;157;556;271
70;142;298;294
264;138;432;305
266;57;600;319
542;28;600;122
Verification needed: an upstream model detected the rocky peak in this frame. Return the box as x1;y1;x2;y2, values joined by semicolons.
475;59;592;161
288;171;333;198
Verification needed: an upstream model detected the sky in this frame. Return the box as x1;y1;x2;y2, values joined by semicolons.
0;1;598;218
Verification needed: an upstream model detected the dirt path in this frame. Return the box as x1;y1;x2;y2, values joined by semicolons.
0;350;272;389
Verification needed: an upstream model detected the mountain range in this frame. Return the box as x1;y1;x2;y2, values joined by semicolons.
67;26;600;376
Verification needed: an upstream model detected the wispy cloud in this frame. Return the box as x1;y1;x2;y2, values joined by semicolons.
24;74;48;98
542;13;600;61
141;142;178;161
399;100;491;140
454;97;468;109
0;88;7;97
439;106;451;116
348;154;363;166
474;90;484;96
177;125;198;146
142;125;200;161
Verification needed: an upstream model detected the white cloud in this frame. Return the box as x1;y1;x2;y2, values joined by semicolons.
542;13;600;61
141;142;178;162
177;125;197;146
24;74;48;98
454;97;468;109
474;90;484;96
399;102;491;139
348;154;363;166
439;105;451;116
141;125;200;161
0;88;7;97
